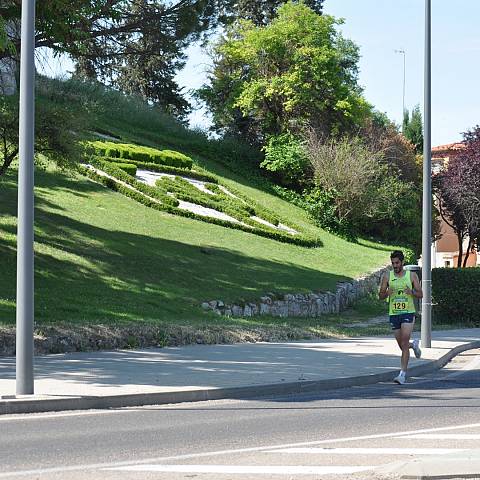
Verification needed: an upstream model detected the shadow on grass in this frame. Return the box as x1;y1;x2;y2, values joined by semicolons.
0;169;345;326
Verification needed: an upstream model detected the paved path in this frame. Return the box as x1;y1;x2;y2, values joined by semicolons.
0;328;478;414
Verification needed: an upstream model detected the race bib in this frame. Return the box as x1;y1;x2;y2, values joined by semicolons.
392;290;408;313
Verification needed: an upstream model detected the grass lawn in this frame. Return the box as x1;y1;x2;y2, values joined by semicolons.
0;165;397;331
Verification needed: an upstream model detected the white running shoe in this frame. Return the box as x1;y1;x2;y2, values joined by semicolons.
412;339;422;359
393;371;406;385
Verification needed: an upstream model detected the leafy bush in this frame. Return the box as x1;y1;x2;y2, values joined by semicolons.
304;187;355;239
261;133;311;188
432;268;480;325
305;133;422;250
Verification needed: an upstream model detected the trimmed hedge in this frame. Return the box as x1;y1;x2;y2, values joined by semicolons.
80;166;320;247
107;161;137;176
87;158;179;207
157;176;256;221
432;268;480;324
100;157;218;183
87;141;193;169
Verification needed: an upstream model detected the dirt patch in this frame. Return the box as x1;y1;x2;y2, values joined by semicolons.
0;323;323;357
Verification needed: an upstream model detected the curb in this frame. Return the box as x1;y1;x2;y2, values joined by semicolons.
1;340;479;415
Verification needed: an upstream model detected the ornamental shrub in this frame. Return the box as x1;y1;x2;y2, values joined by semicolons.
432;268;480;325
106;161;137;176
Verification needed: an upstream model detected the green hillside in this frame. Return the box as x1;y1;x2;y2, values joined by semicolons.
0;80;400;329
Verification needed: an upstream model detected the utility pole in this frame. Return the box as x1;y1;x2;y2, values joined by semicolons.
16;0;36;395
421;0;432;349
395;49;406;131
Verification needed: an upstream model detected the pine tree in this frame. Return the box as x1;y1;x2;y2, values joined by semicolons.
403;104;423;154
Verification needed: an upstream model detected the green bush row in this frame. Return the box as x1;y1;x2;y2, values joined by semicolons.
158;176;292;232
157;176;256;222
80;166;320;247
215;181;293;230
100;157;218;183
432;268;480;325
87;141;193;169
87;157;179;207
107;161;137;176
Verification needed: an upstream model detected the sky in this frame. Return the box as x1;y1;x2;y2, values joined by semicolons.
39;0;480;147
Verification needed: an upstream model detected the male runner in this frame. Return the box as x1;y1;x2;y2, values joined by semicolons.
379;250;423;384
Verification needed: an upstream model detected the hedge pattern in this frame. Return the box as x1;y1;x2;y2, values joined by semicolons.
87;141;193;169
87;157;179;207
432;268;480;324
156;176;285;231
110;162;137;176
80;165;320;247
100;157;218;183
82;140;317;246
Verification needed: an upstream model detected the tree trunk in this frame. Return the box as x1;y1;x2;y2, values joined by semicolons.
462;237;473;268
456;232;464;268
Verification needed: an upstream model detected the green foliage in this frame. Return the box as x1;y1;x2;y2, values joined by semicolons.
261;133;311;188
81;165;319;247
304;187;354;239
87;157;179;207
156;176;258;221
87;141;193;169
305;134;422;250
432;268;480;325
403;105;423;154
0;76;89;177
223;0;324;26
198;2;370;144
106;161;137;176
106;158;218;183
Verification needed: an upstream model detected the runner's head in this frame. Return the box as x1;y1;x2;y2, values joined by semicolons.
390;250;404;274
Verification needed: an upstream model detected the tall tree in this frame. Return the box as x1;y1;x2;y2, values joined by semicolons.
225;0;324;26
403;104;423;154
197;2;369;145
0;0;218;116
433;126;480;267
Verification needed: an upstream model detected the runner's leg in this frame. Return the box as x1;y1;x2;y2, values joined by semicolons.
399;322;414;371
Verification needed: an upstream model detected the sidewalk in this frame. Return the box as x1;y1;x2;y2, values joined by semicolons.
0;328;479;415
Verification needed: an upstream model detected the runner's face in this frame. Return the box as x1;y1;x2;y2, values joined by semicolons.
391;257;403;273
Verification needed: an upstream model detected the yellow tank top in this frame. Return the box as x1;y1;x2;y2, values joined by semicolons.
388;270;416;315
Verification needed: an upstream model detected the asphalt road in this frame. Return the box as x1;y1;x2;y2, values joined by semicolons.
0;350;479;480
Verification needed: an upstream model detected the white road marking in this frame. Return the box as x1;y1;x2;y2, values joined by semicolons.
106;465;375;475
2;422;480;478
265;447;463;455
0;409;135;422
397;434;480;440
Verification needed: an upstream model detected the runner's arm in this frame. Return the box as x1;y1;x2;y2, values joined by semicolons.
378;274;391;300
409;272;423;298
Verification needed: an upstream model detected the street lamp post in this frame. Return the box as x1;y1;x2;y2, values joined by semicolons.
395;49;406;130
16;0;36;395
421;0;432;348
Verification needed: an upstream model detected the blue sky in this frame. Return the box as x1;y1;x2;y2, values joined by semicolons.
177;0;480;146
40;1;480;146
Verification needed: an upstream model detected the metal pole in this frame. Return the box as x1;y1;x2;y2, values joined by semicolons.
402;51;406;123
16;0;36;395
421;0;432;348
395;49;406;131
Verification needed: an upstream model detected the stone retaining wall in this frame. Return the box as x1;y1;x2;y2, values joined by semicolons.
202;266;388;318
